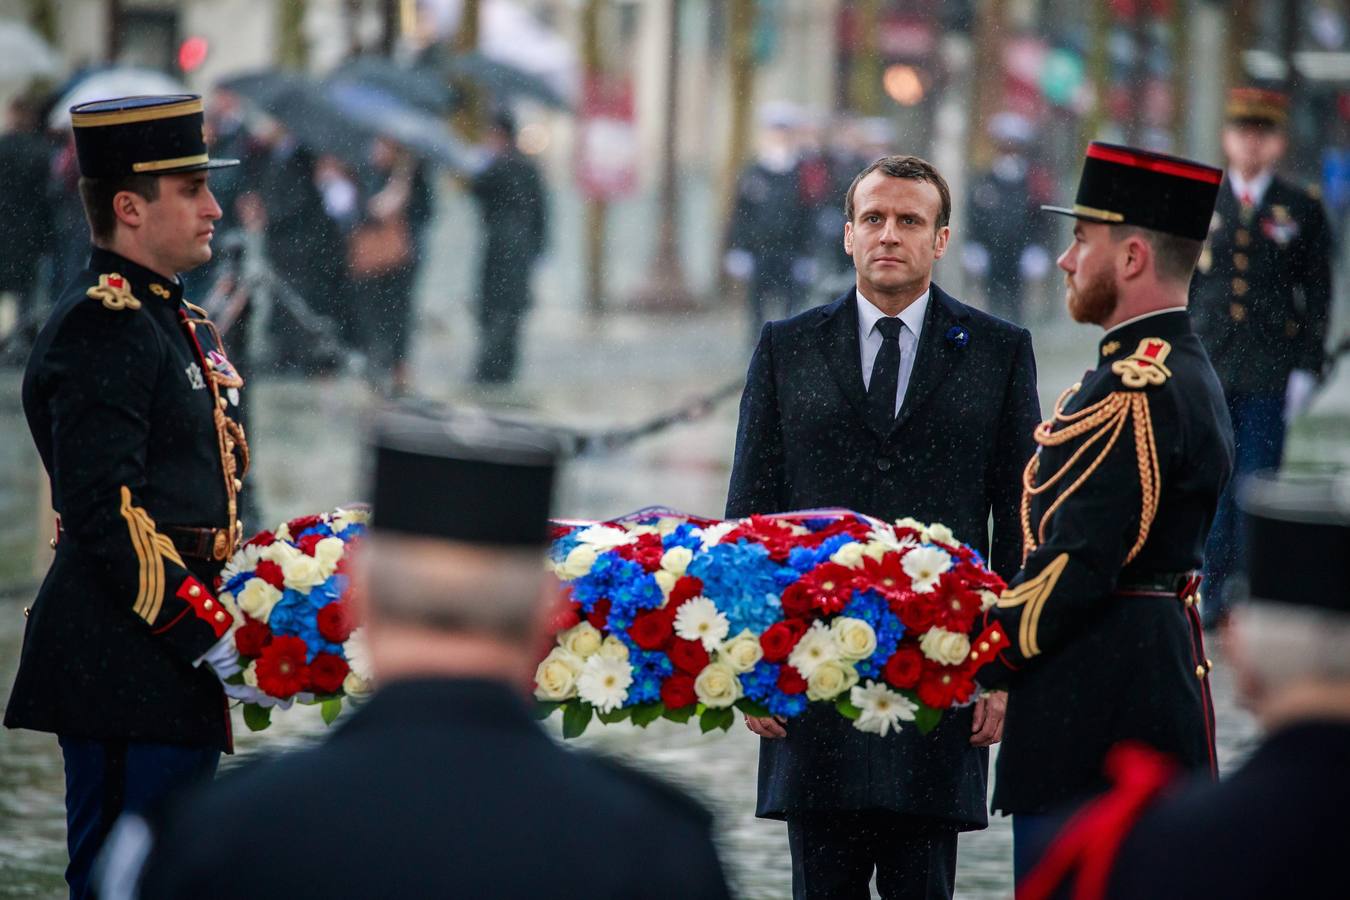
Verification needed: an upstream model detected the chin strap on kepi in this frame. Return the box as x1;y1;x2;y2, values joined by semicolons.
1017;742;1178;900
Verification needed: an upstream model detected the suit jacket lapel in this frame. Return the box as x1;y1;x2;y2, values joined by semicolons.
815;290;872;431
891;284;967;435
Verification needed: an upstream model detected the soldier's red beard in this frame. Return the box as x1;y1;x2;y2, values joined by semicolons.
1066;268;1119;325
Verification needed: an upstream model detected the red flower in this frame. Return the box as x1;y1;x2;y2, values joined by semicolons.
894;590;940;633
616;533;665;571
244;530;276;548
317;601;356;644
660;673;698;709
668;638;709;676
234;616;271;657
883;644;923;690
668;576;704;608
798;562;857;615
777;665;808;695
297;533;324;557
585;599;612;631
255;636;311;698
857;553;911;601
309;652;350;694
954;560;1006;594
800;517;872;548
722;516;798;561
548;524;574;540
286;514;322;535
932;575;982;633
547;601;582;634
760;620;808;662
780;581;817;620
253;559;285;590
915;660;976;709
628;608;674;651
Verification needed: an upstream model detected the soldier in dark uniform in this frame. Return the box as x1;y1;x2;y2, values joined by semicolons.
974;142;1236;882
1190;87;1334;628
3;95;248;899
98;407;732;900
1015;472;1350;900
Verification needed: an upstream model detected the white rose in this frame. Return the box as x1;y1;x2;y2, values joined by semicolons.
654;569;678;601
557;544;598;580
313;536;345;577
598;635;630;662
558;622;603;659
893;517;925;533
807;659;859;701
534;648;584;701
660;546;693;576
829;541;866;569
342;671;373;696
261;540;301;565
920;627;971;666
719;629;764;673
281;553;327;590
978;589;998;612
628;525;659;537
236;577;282;623
831;617;878;662
923;522;957;546
218;590;241;619
274;523;292;542
331;507;369;534
655;517;683;536
693;661;744;708
861;540;892;563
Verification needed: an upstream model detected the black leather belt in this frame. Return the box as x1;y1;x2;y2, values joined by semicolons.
1116;571;1202;602
163;525;233;562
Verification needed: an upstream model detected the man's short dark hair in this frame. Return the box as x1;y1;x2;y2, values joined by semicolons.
78;175;161;244
844;155;952;231
1109;224;1205;284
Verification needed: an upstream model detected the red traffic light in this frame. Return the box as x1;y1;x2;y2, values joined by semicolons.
178;36;209;73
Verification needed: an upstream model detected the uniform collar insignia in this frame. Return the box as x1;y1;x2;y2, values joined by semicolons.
149;282;172;299
1110;338;1173;388
1100;340;1121;357
86;272;141;311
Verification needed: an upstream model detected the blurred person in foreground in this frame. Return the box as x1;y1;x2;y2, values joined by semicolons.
101;408;732;900
1190;87;1335;630
469;110;549;386
4;94;248;900
974;143;1235;882
0;92;55;357
729;155;1040;899
1016;472;1350;899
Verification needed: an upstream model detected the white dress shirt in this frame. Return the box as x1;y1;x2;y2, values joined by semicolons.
1228;168;1273;207
858;288;929;417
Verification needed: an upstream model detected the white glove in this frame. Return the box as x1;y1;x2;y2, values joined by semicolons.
1019;245;1052;281
961;243;990;278
196;632;241;681
1285;369;1318;423
724;249;754;280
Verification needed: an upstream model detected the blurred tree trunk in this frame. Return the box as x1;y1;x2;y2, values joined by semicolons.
716;0;756;297
636;0;693;310
106;0;123;62
1171;0;1189;151
1128;4;1147;144
452;0;483;141
28;0;57;43
969;0;1007;171
849;0;883;115
278;0;308;70
1226;0;1256;91
582;0;608;321
1080;0;1109;146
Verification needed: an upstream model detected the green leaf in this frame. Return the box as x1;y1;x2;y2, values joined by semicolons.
631;703;666;727
561;702;593;739
663;704;696;724
320;697;342;726
913;703;942;735
597;705;633;724
224;672;245;686
242;703;271;732
835;697;862;720
532;700;562;721
699;706;735;733
735;698;771;718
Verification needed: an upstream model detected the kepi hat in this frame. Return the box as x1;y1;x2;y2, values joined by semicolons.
1225;86;1289;129
1042;141;1223;242
1241;472;1350;615
70;94;239;179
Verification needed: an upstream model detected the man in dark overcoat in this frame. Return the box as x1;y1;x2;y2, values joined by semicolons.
727;154;1041;898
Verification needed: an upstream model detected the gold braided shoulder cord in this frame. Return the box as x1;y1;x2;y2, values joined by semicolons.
1021;388;1161;566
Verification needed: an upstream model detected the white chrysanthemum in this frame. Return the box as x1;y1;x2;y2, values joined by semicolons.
236;577;282;623
219;544;262;589
920;627;971;666
674;597;730;651
331;506;370;534
788;620;841;677
343;627;373;682
851;681;917;736
698;521;738;548
719;629;764;673
694;661;744;708
535;648;584;701
576;655;632;713
274;523;293;542
627;525;660;537
575;524;634;550
660;546;693;576
831;617;878;662
902;545;953;593
830;541;867;569
893;517;926;533
865;525;919;560
922;522;957;546
978;589;998;611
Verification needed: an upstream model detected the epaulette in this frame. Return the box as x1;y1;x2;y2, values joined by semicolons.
1109;338;1172;388
86;272;141;311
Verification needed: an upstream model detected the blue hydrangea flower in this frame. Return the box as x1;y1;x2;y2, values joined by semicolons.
625;649;674;706
662;523;703;552
742;661;781;703
767;692;808;718
842;590;906;679
267;588;342;662
687;540;783;634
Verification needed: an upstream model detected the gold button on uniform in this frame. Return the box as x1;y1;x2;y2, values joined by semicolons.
1232;278;1248;296
233;478;242;491
49;537;57;549
1206;658;1214;670
214;611;227;623
1233;253;1248;271
1230;303;1247;322
1195;665;1207;678
1235;229;1250;247
203;599;213;610
188;584;201;597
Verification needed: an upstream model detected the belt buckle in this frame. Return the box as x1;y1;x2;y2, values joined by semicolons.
211;529;230;562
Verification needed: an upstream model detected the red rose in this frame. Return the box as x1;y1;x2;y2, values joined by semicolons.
245;530;276;548
668;638;709;676
585;599;612;631
883;645;923;690
798;562;857;615
309;652;350;695
317;601;356;644
287;514;322;534
615;533;665;572
894;592;940;633
777;665;808;695
234;617;271;657
915;660;976;709
628;608;674;651
668;576;703;608
297;533;324;557
255;636;310;698
660;674;698;709
780;581;816;620
760;620;807;662
547;601;582;634
253;559;285;590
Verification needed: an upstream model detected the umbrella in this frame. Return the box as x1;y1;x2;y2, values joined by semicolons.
0;21;62;84
442;51;572;112
330;57;453;116
322;80;480;173
48;67;186;128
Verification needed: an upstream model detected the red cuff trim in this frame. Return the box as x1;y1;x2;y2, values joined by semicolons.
176;577;230;639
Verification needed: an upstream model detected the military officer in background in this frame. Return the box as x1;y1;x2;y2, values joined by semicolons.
1190;87;1334;629
1016;472;1350;899
974;143;1235;882
99;407;731;900
3;95;247;899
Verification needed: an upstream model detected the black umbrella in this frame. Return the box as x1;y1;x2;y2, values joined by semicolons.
330;56;453;116
428;48;572;112
219;70;370;164
322;80;480;173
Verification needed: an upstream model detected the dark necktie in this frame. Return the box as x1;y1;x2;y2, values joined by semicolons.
866;317;902;433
